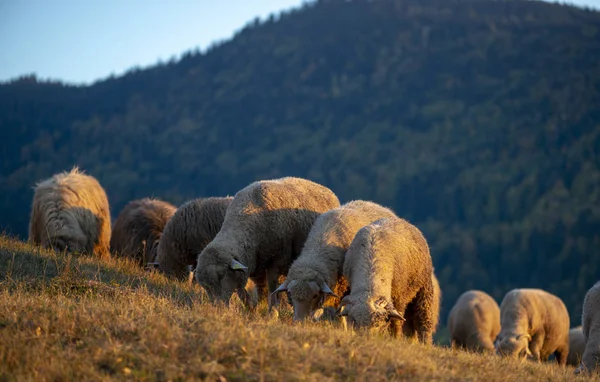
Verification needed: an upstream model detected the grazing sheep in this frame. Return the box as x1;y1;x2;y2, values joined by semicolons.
495;288;569;365
271;200;397;321
447;290;501;353
195;177;340;308
576;281;600;374
567;326;585;367
29;167;111;259
110;198;176;266
154;197;232;281
338;217;436;344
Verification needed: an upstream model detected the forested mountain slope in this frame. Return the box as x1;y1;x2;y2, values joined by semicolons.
1;0;599;324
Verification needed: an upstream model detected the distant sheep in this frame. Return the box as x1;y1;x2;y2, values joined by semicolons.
29;167;111;259
576;281;600;374
495;288;569;365
567;326;585;367
272;200;397;321
194;177;340;308
338;217;436;344
154;197;232;281
447;290;501;353
110;198;176;266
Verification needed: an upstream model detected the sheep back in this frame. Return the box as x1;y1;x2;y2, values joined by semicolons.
29;167;111;259
447;290;500;353
110;198;176;265
340;217;435;343
283;200;397;320
567;326;585;367
156;197;232;281
579;281;600;373
496;288;570;365
195;177;340;305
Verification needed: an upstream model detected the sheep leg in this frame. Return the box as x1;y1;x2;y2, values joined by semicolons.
413;285;435;345
554;344;569;366
400;302;417;341
528;332;544;362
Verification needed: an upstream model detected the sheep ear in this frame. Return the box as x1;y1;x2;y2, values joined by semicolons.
230;259;248;271
272;281;289;294
387;307;405;322
321;283;339;299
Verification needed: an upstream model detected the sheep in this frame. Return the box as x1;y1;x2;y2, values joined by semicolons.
495;288;569;365
447;290;501;353
337;217;436;344
567;326;585;367
270;200;397;321
110;198;176;266
576;281;600;374
194;177;340;308
28;167;111;259
153;197;232;281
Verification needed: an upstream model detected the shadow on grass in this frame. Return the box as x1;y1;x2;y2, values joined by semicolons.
0;236;205;307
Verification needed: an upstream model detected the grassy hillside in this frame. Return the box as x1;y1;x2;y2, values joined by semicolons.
0;236;595;381
1;0;600;326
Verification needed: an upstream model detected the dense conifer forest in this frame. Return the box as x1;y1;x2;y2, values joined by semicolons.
1;0;599;324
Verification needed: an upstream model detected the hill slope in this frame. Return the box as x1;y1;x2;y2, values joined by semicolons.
1;0;600;324
1;236;597;381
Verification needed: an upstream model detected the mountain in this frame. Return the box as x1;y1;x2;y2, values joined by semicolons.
1;0;599;325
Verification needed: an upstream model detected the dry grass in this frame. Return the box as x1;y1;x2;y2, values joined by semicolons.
0;235;597;382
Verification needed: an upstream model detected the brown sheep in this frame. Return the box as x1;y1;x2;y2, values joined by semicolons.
447;290;501;353
567;326;585;367
495;288;570;365
110;198;176;266
576;281;600;374
271;200;397;321
194;177;340;308
338;217;436;344
154;197;232;281
29;167;111;259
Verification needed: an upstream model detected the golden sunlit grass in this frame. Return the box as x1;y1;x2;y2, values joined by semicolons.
0;235;597;381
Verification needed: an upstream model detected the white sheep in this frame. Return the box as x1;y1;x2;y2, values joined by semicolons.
194;177;340;308
271;200;397;321
338;217;436;344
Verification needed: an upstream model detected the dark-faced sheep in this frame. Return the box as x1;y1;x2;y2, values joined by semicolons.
495;288;569;365
110;198;176;266
338;217;436;344
29;167;111;259
271;200;397;321
194;177;340;308
567;326;585;367
447;290;501;353
154;197;232;281
576;281;600;374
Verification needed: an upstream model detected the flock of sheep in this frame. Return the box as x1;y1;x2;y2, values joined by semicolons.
27;167;600;375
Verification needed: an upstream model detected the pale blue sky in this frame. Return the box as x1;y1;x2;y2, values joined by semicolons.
0;0;598;85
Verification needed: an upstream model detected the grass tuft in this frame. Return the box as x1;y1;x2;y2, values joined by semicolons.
0;235;597;381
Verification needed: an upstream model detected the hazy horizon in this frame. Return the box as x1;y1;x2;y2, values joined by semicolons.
1;0;599;85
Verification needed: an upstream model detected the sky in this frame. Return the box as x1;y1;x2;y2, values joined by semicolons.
1;0;599;85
